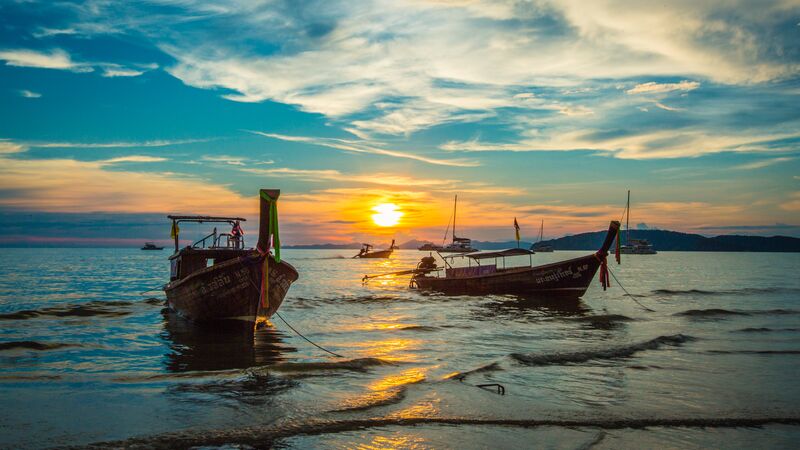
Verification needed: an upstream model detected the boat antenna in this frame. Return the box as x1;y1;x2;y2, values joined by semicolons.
453;194;457;242
441;210;453;246
626;190;630;244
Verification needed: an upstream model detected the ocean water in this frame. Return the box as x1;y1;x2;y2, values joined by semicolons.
1;248;799;448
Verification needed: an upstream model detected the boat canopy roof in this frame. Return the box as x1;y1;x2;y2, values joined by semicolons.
446;248;535;260
167;215;246;223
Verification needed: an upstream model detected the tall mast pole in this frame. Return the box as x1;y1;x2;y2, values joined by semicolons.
453;195;457;242
626;189;630;244
539;219;544;243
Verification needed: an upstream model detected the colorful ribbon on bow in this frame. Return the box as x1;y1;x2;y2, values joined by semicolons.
596;252;611;291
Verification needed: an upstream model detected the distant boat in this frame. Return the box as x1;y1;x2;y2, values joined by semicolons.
354;239;397;258
530;220;554;252
439;195;476;253
417;242;441;251
141;242;164;250
163;189;298;328
411;221;621;298
616;190;657;255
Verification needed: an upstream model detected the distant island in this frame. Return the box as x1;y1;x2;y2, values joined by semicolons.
285;229;800;252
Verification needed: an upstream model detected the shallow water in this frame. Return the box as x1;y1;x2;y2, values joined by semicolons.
1;249;799;448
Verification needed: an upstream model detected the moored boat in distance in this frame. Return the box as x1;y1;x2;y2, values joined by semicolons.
530;220;554;252
354;240;397;258
439;195;476;253
417;242;442;251
141;242;164;250
411;221;620;299
615;190;657;255
163;189;298;328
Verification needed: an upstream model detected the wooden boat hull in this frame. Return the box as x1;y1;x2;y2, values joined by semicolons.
355;249;393;258
413;253;602;299
164;252;298;325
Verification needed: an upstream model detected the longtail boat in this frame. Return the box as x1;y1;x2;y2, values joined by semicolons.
409;221;620;299
353;239;397;258
163;189;298;327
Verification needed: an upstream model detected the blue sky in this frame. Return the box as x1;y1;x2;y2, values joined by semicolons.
1;0;799;246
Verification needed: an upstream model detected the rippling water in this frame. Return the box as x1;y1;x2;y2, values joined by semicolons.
1;249;799;448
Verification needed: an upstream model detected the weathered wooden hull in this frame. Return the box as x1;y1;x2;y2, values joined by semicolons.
355;249;393;258
413;253;602;299
164;252;298;325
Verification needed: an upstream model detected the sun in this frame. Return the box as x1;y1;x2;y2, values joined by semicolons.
372;203;403;227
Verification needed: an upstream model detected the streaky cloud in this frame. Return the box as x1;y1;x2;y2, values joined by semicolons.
248;131;480;167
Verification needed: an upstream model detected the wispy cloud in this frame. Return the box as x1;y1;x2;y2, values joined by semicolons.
627;81;700;95
30;139;208;149
99;155;167;165
0;48;87;71
732;157;795;170
241;167;456;187
0;140;25;154
19;89;41;98
249;131;479;167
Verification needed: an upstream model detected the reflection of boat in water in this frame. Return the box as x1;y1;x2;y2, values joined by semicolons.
530;220;554;252
141;242;164;250
164;189;299;328
353;240;397;258
615;190;657;255
161;309;295;373
411;221;620;299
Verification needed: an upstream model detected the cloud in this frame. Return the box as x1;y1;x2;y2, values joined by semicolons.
732;156;795;170
99;155;167;165
780;192;800;211
100;66;145;77
19;89;41;98
32;28;78;38
627;81;700;95
0;140;25;154
0;48;86;71
249;131;479;167
240;167;456;187
652;102;683;112
441;130;800;159
0;154;249;215
30;139;208;149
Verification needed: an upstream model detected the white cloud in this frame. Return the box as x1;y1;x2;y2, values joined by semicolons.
30;139;208;149
101;66;145;77
249;131;480;167
241;167;456;187
0;48;85;70
0;140;25;154
32;28;78;38
732;156;795;170
627;80;700;95
99;155;168;165
19;89;41;98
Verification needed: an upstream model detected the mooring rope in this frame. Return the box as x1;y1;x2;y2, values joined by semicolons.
273;311;345;358
606;266;655;312
247;275;345;358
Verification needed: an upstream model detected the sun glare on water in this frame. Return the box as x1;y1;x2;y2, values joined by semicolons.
372;203;403;227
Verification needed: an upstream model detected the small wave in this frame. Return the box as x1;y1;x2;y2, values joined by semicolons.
332;385;412;413
510;334;695;366
676;308;798;318
143;297;165;305
0;341;80;351
568;314;636;329
734;327;800;333
675;308;750;317
95;416;800;448
707;350;800;355
446;361;504;380
0;301;133;320
256;357;396;374
397;325;439;332
652;287;799;297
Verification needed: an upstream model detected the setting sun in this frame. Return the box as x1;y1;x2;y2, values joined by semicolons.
372;203;403;227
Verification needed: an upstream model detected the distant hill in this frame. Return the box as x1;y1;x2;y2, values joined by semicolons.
538;229;800;252
287;230;800;252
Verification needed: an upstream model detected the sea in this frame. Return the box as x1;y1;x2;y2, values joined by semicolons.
1;248;799;449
